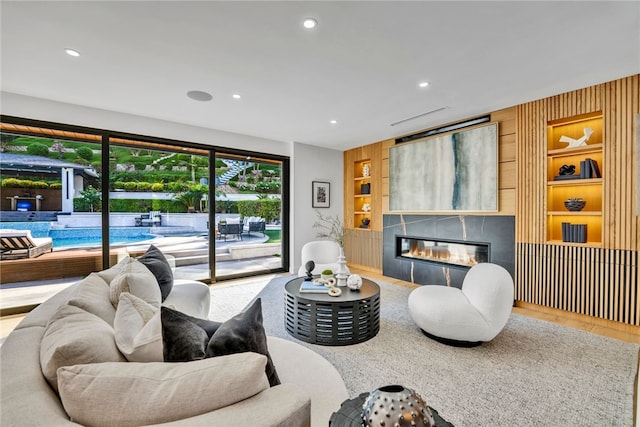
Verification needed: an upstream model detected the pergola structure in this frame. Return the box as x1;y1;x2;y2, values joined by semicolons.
0;153;98;213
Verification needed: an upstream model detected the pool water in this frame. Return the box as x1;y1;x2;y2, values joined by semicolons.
0;222;156;249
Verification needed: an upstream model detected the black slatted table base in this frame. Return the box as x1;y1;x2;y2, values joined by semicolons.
284;277;381;346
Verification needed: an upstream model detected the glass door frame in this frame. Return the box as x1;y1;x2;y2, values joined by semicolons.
1;115;290;283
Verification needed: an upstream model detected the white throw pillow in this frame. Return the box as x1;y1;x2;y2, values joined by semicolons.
67;272;115;324
57;353;270;427
109;258;161;309
40;304;126;391
113;292;163;362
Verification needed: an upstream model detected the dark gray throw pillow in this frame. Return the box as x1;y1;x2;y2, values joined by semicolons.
206;298;281;387
161;306;222;362
138;245;173;301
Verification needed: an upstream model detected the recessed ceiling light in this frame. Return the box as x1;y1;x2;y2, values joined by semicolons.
65;48;80;57
232;94;241;99
187;90;213;102
303;18;317;29
419;81;430;88
330;120;338;125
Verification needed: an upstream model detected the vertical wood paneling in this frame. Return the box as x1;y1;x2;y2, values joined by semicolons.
516;75;638;325
344;228;382;271
516;243;639;326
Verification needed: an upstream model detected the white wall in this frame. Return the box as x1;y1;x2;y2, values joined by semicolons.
291;142;343;274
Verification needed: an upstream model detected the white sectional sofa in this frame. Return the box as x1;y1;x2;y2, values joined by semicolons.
1;259;348;426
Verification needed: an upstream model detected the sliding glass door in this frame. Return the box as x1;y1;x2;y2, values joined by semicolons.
213;153;286;279
0;116;289;299
107;138;212;281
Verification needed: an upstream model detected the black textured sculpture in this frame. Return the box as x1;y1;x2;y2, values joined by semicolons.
304;260;315;281
559;164;576;175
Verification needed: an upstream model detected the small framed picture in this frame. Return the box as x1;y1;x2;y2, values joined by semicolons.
312;181;330;208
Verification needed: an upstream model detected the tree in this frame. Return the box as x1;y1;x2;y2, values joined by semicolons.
27;143;49;157
78;186;101;212
76;146;94;161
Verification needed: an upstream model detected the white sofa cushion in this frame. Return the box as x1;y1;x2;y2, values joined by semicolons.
113;292;163;362
40;304;126;391
66;272;116;324
109;258;161;308
57;352;270;427
96;255;130;284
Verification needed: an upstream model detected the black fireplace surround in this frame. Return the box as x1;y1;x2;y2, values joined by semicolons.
383;214;515;288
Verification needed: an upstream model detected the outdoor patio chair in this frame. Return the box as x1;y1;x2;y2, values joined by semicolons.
0;229;53;260
218;223;243;241
243;217;266;236
139;211;162;226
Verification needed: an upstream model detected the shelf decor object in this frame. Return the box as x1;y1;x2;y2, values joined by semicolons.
559;127;593;149
564;198;586;211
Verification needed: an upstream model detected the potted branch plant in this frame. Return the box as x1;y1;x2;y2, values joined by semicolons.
313;210;350;285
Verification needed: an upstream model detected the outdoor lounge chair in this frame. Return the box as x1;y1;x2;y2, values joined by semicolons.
0;229;53;260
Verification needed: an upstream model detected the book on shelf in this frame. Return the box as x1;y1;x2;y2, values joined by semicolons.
579;160;591;179
299;281;330;293
561;222;587;243
587;158;601;178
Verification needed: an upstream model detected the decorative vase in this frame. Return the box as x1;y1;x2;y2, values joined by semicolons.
362;385;435;427
362;163;370;177
564;197;586;211
335;247;350;287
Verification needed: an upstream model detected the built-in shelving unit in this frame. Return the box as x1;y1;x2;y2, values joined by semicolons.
353;159;372;229
546;112;603;245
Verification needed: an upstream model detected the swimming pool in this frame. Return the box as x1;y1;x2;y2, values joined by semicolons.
0;222;157;249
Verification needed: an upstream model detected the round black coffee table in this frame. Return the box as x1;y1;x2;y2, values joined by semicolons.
329;392;454;426
284;276;380;346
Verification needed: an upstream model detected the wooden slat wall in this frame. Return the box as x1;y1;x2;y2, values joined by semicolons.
517;243;639;326
516;74;639;326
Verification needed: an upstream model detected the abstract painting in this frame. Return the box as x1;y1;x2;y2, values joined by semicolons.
389;122;498;211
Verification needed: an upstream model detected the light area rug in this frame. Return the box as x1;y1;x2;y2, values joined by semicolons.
210;274;639;426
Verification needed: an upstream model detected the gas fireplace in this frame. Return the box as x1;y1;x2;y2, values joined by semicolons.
396;236;489;269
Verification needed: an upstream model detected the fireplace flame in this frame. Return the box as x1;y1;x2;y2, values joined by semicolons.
401;239;487;268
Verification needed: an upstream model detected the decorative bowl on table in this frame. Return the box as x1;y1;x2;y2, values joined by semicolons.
564;198;586;211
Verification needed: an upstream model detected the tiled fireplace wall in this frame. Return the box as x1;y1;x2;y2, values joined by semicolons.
383;214;515;288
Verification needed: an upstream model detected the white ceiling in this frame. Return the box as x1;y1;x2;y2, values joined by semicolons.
1;1;638;151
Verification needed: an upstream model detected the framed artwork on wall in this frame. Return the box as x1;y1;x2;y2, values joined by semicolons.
389;122;499;212
312;181;330;208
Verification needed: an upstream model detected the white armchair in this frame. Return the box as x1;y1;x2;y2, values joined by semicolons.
297;240;342;277
408;263;514;346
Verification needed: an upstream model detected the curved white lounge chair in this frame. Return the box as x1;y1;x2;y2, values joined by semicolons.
408;263;514;346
